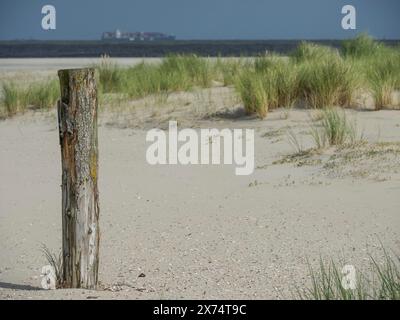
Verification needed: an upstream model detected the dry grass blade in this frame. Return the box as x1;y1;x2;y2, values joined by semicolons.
41;245;63;289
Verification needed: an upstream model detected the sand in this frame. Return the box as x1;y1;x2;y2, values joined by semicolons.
0;57;162;71
0;59;399;300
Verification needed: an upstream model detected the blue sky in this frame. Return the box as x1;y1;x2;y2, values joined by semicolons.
0;0;399;40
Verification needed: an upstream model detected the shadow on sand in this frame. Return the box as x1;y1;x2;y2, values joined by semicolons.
0;282;41;291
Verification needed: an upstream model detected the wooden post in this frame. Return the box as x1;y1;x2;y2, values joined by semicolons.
57;68;100;289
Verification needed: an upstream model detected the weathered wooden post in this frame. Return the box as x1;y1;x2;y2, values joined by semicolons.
57;68;100;289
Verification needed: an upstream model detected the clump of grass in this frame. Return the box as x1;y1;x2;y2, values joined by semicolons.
254;54;283;72
370;250;400;299
264;37;399;113
26;80;59;109
0;80;59;117
297;57;358;108
269;60;298;109
298;258;367;300
236;71;268;118
122;62;162;98
96;55;206;103
367;51;400;109
341;36;400;110
41;245;63;289
1;82;23;116
342;33;383;58
291;42;339;63
287;128;304;154
235;56;298;117
256;56;298;108
297;248;400;300
310;108;357;148
215;58;248;86
160;54;214;88
116;54;216;99
370;74;397;109
96;55;124;93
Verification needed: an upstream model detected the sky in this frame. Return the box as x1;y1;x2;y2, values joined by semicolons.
0;0;399;40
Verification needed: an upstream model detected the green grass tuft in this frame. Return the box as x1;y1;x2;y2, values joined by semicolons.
342;33;384;58
297;248;400;300
291;42;339;63
41;245;63;289
1;82;22;116
310;108;357;148
97;55;124;93
235;55;298;118
236;71;268;118
26;80;59;110
367;51;400;109
297;56;358;108
1;80;59;117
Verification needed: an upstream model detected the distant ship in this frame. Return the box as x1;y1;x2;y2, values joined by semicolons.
102;29;176;41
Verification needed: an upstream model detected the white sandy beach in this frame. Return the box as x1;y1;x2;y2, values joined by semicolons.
0;59;399;299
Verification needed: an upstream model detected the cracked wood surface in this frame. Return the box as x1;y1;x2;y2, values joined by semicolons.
58;68;99;289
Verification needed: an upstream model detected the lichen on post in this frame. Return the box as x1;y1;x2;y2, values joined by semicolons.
57;68;100;289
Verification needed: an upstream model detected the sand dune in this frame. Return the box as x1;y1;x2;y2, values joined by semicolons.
0;60;399;299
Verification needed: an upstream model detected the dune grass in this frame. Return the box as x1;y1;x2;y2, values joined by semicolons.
97;55;124;93
1;35;399;119
342;33;384;59
297;248;400;300
291;41;339;63
96;54;216;99
215;57;248;86
310;107;357;148
367;51;400;109
237;41;363;117
235;71;268;118
342;35;400;109
240;36;399;115
161;54;215;88
0;80;59;117
41;245;63;289
1;82;21;116
235;55;298;118
26;80;59;109
297;56;359;108
256;56;298;109
239;36;399;116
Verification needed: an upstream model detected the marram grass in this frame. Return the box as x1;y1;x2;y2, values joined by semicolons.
291;41;339;63
297;56;359;108
1;35;400;119
1;79;59;117
342;33;384;59
297;248;400;300
310;107;358;148
236;71;268;118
